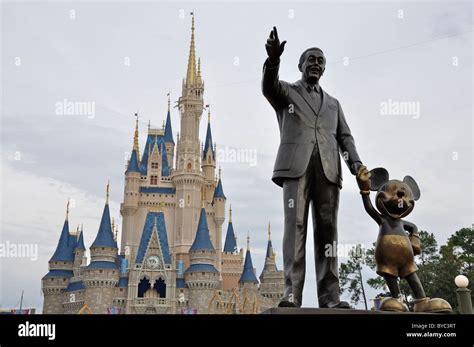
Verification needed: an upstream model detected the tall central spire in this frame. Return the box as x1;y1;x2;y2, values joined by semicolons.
133;113;140;155
185;13;197;86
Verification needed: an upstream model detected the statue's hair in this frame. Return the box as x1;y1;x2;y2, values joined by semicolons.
298;47;325;68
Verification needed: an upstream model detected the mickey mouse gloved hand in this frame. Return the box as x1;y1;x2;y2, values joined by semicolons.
356;165;371;194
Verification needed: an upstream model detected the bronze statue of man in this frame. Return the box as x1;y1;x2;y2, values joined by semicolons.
262;27;364;308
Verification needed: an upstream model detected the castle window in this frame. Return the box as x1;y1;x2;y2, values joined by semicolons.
150;176;158;185
187;163;192;171
151;162;159;169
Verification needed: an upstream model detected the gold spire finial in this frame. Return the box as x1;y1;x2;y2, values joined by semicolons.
66;199;70;220
218;166;222;180
268;221;271;240
229;204;232;223
167;92;171;112
162;120;165;130
81;223;84;232
186;12;197;86
247;231;250;250
148;120;151;130
106;180;110;205
133;113;140;154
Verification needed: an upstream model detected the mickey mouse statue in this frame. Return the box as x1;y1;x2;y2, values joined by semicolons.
356;166;452;313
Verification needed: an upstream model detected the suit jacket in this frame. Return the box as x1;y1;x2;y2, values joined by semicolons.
262;58;361;188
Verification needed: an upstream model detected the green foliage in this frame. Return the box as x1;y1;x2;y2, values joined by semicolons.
339;244;368;309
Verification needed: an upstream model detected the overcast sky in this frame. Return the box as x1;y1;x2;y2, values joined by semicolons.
1;1;472;312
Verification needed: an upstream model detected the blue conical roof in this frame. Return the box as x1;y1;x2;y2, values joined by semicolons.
239;249;259;284
202;122;215;160
50;219;75;262
223;221;238;253
213;179;226;199
164;110;174;144
90;203;117;248
189;208;214;251
75;230;86;251
265;239;274;258
126;149;140;173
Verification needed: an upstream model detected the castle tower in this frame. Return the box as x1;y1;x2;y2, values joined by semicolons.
73;225;86;276
120;115;141;261
164;95;175;168
212;168;226;282
63;225;87;314
83;183;120;313
172;14;206;267
221;205;244;290
184;206;219;313
238;234;259;313
42;201;75;314
258;222;285;301
201;107;216;203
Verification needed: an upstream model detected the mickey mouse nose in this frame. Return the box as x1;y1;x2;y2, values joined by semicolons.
397;190;405;198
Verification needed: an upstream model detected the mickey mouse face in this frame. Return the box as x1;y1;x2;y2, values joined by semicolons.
369;168;420;219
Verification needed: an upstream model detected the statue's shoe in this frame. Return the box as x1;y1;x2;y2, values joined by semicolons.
380;297;409;312
413;297;452;313
278;297;301;308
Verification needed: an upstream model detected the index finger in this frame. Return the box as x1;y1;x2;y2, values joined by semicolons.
273;26;279;40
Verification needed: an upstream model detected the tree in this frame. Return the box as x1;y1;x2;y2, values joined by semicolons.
339;244;368;309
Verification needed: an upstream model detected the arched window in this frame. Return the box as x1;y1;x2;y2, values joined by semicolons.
154;277;166;298
138;278;151;297
187;163;192;171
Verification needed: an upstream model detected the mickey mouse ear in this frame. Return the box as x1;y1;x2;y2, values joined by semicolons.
369;168;389;191
403;176;420;201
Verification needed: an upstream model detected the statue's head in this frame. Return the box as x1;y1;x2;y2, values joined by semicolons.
298;47;326;84
369;168;421;219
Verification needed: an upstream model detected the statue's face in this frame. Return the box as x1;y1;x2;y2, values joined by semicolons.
299;50;326;84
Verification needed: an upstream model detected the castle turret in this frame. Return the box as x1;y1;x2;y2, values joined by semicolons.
258;222;285;302
42;201;75;314
239;234;259;288
221;205;244;290
164;95;175;169
73;224;86;277
83;183;119;314
238;234;259;313
121;115;141;260
202;107;216;202
184;206;219;313
212;168;226;282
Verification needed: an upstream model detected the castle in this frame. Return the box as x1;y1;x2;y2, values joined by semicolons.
41;15;285;314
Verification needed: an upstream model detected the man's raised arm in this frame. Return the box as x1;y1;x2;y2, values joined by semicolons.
262;27;288;107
